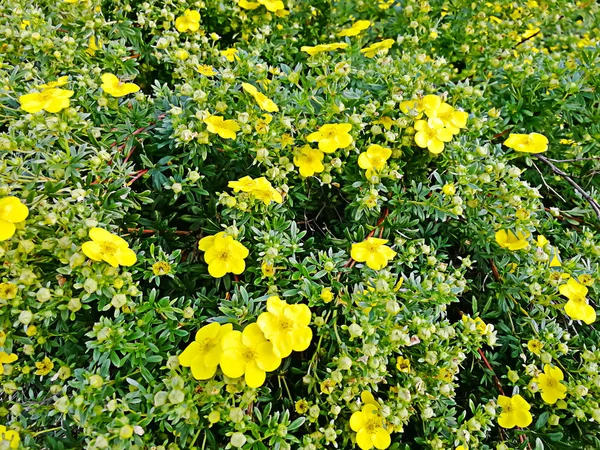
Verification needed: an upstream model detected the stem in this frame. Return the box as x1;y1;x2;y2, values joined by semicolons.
534;154;600;221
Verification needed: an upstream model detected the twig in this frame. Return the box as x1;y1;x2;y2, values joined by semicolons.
477;348;505;396
534;154;600;221
127;228;192;236
545;156;600;163
127;169;148;186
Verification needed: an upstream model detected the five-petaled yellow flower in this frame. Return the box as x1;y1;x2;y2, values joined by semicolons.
396;356;410;373
504;133;548;153
198;232;249;278
178;323;233;380
301;43;348;56
351;237;396;270
0;196;29;241
358;144;392;179
81;227;137;268
197;65;216;77
35;356;54;376
360;39;395;58
0;425;20;449
239;0;260;9
256;296;312;358
307;123;353;153
293;145;325;177
241;82;279;112
175;9;201;32
559;278;596;324
527;339;543;355
497;394;533;429
536;364;567;404
19;87;74;114
414;118;453;154
337;20;371;37
0;351;18;375
228;176;282;205
350;403;391;450
203;115;240;140
257;0;285;12
100;73;140;97
495;229;530;251
221;48;239;62
220;323;282;388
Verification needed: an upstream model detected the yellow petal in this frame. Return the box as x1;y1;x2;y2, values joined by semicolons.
81;241;103;261
0;220;16;241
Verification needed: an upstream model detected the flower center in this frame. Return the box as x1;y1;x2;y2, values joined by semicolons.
99;241;118;256
364;417;380;434
277;317;294;331
198;337;216;354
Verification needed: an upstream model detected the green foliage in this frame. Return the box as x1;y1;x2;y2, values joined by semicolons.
0;0;599;449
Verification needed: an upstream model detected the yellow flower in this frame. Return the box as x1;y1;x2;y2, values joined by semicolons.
239;0;260;9
456;446;468;450
351;237;396;270
241;82;279;112
360;39;395;58
0;282;18;299
178;323;233;380
300;43;348;56
497;394;533;429
197;65;216;76
293;145;325;177
536;235;549;247
350;404;391;450
423;99;468;135
228;176;282;205
374;116;395;130
35;356;54;376
261;262;275;277
38;76;69;89
257;0;284;11
295;399;309;414
337;20;371;37
203;115;240;140
413;118;453;154
20;20;30;29
504;133;548;153
442;183;455;196
175;9;201;32
0;425;20;449
495;229;530;251
152;261;172;276
221;48;239;62
358;144;392;178
549;247;561;267
559;278;596;324
0;352;18;375
256;296;312;358
396;356;410;373
536;364;567;404
307;123;353;153
462;316;487;334
527;339;543;355
361;390;379;407
400;99;424;117
100;73;140;98
320;288;334;303
0;197;29;241
579;274;594;286
86;35;102;56
199;233;249;278
220;323;281;388
19;87;73;113
82;228;137;268
248;177;283;205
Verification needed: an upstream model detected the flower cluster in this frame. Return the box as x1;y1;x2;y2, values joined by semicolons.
180;296;311;387
228;176;283;205
402;94;468;154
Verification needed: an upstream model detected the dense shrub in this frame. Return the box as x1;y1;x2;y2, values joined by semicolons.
0;0;599;449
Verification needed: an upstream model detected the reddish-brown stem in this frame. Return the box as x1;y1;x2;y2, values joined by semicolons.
477;348;505;396
127;169;148;186
234;274;240;282
126;228;192;236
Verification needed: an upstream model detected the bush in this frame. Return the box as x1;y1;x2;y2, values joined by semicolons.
0;0;599;449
